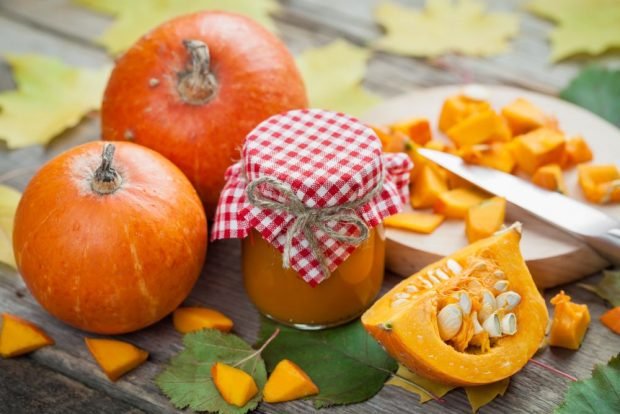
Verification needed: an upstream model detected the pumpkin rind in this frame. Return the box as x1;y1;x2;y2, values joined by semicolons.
362;226;548;386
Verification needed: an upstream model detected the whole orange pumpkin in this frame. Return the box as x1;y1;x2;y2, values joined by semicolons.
13;142;207;334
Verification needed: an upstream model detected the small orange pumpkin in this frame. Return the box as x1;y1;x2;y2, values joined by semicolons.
13;142;207;334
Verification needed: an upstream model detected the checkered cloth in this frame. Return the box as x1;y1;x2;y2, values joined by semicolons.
212;109;412;286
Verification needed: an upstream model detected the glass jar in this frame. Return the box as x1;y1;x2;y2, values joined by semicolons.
242;226;386;329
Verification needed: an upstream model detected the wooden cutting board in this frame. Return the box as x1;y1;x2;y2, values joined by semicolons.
364;85;620;288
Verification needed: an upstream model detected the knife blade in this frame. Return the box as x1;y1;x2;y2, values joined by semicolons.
418;148;620;266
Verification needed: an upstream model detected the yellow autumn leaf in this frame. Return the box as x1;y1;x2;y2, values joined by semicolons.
465;378;510;413
73;0;280;55
296;40;381;117
0;185;21;269
527;0;620;61
0;55;110;149
374;0;519;57
386;364;455;403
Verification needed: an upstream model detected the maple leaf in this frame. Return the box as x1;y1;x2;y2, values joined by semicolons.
296;40;381;117
73;0;280;55
0;185;21;269
0;55;109;149
373;0;519;57
527;0;620;61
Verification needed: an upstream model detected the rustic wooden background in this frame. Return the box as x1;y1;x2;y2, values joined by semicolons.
0;0;619;413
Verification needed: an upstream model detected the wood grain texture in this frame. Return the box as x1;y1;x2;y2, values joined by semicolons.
0;0;619;413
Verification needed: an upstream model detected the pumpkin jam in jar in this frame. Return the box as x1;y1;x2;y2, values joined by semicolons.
211;109;412;330
243;226;385;329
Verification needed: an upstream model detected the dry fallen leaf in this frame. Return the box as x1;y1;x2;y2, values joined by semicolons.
296;40;381;117
73;0;280;55
0;185;21;269
465;378;510;413
528;0;620;61
374;0;519;57
0;54;109;149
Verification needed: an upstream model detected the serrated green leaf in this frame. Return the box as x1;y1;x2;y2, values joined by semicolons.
0;185;21;269
258;318;397;408
373;0;519;58
296;40;381;117
579;270;620;307
0;55;109;149
73;0;280;55
527;0;620;61
155;330;266;414
560;67;620;127
555;353;620;413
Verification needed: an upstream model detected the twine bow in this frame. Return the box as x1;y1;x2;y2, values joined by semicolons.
246;173;384;279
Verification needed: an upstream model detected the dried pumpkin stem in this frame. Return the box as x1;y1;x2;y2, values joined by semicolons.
233;328;280;368
177;39;218;105
91;143;123;195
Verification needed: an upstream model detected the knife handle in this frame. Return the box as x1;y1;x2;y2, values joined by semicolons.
584;229;620;267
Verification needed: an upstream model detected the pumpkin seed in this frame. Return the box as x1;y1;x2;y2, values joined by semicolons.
472;312;484;334
482;312;502;338
405;284;419;293
457;292;472;315
437;304;463;341
391;298;410;308
501;313;517;335
494;280;509;292
395;292;411;300
493;269;506;279
435;269;450;280
496;291;521;311
446;259;463;275
428;273;441;285
419;276;433;289
478;290;497;322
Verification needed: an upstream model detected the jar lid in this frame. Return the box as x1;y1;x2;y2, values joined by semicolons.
212;109;412;286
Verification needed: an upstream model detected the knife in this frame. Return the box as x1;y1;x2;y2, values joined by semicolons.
418;148;620;266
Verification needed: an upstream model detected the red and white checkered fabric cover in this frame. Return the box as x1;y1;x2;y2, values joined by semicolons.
212;109;412;286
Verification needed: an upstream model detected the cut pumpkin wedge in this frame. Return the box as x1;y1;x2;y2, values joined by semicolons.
0;313;54;358
384;212;445;234
211;362;258;407
263;359;319;403
85;338;148;381
465;197;506;243
173;307;233;333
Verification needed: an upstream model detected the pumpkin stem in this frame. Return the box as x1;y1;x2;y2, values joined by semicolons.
91;143;123;195
177;39;218;105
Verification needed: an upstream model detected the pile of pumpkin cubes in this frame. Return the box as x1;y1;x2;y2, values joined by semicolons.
372;89;620;240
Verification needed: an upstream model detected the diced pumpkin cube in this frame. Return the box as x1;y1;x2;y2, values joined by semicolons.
501;98;550;135
562;136;593;168
577;164;620;203
446;109;511;148
410;164;449;209
511;128;566;174
370;124;393;149
439;95;491;133
549;291;590;350
390;117;432;145
371;125;411;153
459;143;516;173
173;307;234;333
532;164;567;194
263;359;319;403
465;197;506;243
434;187;488;219
446;171;473;190
211;362;258;407
0;313;54;358
384;212;445;234
85;338;148;381
424;140;450;152
600;307;620;335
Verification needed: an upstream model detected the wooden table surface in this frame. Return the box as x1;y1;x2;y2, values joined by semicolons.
0;1;619;413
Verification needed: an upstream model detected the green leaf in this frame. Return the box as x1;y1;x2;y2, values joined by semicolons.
73;0;280;55
527;0;620;61
258;318;397;408
386;363;455;403
465;378;510;413
555;353;620;413
296;40;381;117
560;67;620;127
373;0;519;58
155;329;266;414
579;270;620;307
0;185;21;269
0;54;109;149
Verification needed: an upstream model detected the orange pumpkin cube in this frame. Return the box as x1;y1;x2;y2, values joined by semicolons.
446;109;511;148
424;140;450;152
390;117;432;145
511;128;566;174
562;136;593;167
370;124;394;149
532;164;567;194
173;307;234;333
501;98;550;135
577;164;620;203
410;164;449;209
434;187;488;219
384;212;445;234
263;359;319;403
211;362;258;407
600;307;620;335
85;338;148;381
549;291;590;350
459;143;516;173
439;95;491;133
0;313;54;358
465;197;506;243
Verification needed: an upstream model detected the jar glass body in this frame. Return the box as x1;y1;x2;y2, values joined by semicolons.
242;226;385;329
